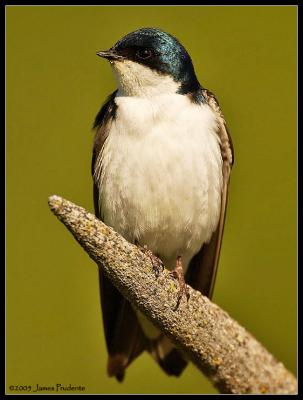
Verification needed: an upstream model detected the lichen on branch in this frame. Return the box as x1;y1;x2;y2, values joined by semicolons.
48;195;297;394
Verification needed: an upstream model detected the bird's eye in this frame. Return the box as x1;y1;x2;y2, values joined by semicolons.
136;48;153;60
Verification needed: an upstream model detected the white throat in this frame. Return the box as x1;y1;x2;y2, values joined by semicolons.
111;60;180;98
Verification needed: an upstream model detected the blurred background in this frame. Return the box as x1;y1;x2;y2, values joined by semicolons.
6;6;297;394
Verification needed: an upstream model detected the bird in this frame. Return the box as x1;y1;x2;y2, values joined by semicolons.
91;27;234;382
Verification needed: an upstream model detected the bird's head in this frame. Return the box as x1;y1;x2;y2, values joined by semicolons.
97;28;201;97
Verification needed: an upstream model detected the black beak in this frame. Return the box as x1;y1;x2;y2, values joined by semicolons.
96;50;124;61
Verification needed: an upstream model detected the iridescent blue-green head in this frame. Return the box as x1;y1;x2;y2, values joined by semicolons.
97;28;202;98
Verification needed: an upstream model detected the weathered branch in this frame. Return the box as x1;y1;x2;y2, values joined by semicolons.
48;195;297;394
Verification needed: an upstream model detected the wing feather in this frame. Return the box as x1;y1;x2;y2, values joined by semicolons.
92;91;146;381
186;89;234;299
154;88;234;375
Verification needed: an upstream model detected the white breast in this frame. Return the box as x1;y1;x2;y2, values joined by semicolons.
95;93;223;271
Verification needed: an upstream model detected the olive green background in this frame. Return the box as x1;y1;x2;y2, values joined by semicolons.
6;5;297;395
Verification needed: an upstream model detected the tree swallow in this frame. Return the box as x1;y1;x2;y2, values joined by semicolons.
92;28;234;381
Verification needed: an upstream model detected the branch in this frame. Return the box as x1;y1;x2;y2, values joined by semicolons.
48;195;297;394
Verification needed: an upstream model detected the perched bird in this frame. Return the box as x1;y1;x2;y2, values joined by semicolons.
92;27;234;381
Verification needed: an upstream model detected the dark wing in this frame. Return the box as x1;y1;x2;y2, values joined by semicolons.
151;89;234;377
186;88;234;299
92;91;147;382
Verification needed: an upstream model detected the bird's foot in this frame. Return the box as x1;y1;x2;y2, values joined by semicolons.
169;256;190;310
138;244;164;278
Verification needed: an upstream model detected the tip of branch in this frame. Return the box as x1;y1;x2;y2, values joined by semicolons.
48;195;64;214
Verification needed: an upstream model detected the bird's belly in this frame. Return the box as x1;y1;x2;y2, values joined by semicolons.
97;97;223;271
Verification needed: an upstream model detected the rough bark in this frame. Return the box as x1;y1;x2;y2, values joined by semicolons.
48;195;297;394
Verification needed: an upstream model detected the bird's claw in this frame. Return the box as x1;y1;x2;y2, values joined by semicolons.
139;244;164;278
170;256;190;310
